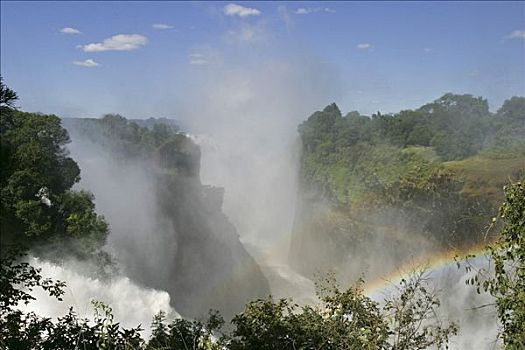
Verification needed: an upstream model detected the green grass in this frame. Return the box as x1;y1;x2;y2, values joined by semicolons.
444;153;525;203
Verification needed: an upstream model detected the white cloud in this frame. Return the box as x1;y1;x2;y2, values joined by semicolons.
224;3;261;17
188;53;208;65
73;59;99;67
152;23;174;30
424;48;432;53
508;30;525;39
357;43;373;50
295;7;335;15
78;34;148;52
60;27;81;34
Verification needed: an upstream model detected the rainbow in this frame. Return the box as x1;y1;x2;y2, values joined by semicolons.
363;241;494;298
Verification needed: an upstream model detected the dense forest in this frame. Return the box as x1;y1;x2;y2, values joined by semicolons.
290;94;525;284
1;79;524;349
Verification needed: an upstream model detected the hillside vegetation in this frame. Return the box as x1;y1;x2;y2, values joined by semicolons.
290;94;525;282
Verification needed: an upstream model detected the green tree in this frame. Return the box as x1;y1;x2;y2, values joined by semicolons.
147;310;224;350
471;180;525;348
384;271;458;350
0;77;18;109
0;248;65;349
228;273;456;350
0;82;108;260
489;97;525;155
496;97;525;124
228;279;389;350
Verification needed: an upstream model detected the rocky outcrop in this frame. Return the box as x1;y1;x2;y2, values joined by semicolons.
63;117;270;319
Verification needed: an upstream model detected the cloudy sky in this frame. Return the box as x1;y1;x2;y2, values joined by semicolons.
1;1;524;119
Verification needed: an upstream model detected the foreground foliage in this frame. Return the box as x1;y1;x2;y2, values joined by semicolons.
467;180;525;349
0;246;458;349
492;181;525;348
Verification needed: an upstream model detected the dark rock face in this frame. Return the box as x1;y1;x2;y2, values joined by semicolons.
62;117;270;319
156;175;269;318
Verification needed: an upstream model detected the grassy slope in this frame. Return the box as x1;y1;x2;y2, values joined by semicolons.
444;152;525;203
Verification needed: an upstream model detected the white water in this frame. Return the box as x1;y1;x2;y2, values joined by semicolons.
20;257;179;337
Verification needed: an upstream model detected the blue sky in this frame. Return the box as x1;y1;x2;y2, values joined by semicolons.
1;1;524;119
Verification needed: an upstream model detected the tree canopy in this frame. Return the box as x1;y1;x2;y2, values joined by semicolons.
0;80;108;261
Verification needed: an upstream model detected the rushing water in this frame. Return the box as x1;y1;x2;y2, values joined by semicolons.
20;257;179;338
